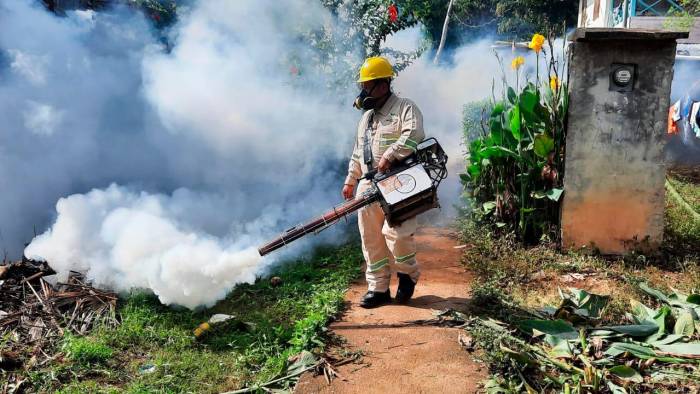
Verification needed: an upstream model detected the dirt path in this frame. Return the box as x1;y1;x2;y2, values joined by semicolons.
295;227;486;394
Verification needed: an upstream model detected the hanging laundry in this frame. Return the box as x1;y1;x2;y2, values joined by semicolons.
691;102;700;139
668;100;681;135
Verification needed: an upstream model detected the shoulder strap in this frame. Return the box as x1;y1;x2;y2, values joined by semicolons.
363;111;375;169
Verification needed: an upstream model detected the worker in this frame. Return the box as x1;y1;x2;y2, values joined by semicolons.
342;56;425;308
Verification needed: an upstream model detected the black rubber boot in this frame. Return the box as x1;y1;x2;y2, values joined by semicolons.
360;289;391;308
395;273;416;304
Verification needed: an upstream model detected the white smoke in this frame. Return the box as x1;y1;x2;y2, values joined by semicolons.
8;0;359;308
26;184;263;309
10;1;505;308
393;37;502;218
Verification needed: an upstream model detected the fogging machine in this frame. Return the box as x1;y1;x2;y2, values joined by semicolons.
258;138;447;256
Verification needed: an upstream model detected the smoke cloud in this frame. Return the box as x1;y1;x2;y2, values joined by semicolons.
390;33;501;217
7;0;359;308
26;184;264;309
9;1;504;308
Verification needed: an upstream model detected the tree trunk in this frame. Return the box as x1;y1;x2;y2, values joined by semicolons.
433;0;454;65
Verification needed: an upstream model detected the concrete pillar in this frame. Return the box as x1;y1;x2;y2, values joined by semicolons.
561;28;688;254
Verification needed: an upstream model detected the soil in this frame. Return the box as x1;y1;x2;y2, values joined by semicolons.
668;165;700;184
295;227;486;394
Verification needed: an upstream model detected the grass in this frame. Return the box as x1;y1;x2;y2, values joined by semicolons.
15;242;363;393
459;171;700;391
665;176;700;258
61;334;114;365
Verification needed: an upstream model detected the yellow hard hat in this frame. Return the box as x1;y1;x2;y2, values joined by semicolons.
357;56;395;83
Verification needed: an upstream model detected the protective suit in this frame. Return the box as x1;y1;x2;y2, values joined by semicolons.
345;93;425;293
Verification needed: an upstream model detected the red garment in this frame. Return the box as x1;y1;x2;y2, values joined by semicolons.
388;4;398;23
668;107;678;135
668;100;680;135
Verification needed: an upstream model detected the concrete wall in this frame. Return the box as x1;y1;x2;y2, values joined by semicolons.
562;29;681;253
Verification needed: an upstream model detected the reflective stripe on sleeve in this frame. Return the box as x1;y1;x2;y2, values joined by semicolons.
396;136;418;151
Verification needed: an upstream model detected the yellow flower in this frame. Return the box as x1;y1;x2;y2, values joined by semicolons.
511;56;525;70
528;33;545;53
550;76;560;91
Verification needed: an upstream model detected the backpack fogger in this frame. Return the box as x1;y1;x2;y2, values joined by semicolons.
258;138;448;256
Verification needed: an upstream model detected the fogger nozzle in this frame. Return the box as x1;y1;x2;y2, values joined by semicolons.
257;192;378;256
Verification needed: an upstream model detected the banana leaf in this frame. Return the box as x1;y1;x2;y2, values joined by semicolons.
655;343;700;357
588;329;623;339
639;283;697;311
630;299;657;323
518;319;578;340
598;324;659;337
608;365;643;383
687;294;700;305
544;335;577;358
646;305;672;342
639;282;671;304
555;288;610;321
606;381;627;394
605;342;657;359
650;368;700;382
650;334;685;346
674;311;695;337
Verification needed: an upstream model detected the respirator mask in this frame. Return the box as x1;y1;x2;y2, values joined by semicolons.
353;81;389;110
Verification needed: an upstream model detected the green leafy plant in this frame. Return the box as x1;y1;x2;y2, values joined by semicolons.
321;0;432;58
462;27;568;243
663;0;700;32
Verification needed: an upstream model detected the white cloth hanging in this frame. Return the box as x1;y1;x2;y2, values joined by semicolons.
690;102;700;139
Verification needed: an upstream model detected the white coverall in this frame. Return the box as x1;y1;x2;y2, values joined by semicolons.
344;93;425;292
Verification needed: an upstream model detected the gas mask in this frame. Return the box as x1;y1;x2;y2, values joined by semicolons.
353;81;389;110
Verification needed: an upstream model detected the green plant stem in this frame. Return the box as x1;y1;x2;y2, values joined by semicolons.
536;52;540;87
518;128;525;235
